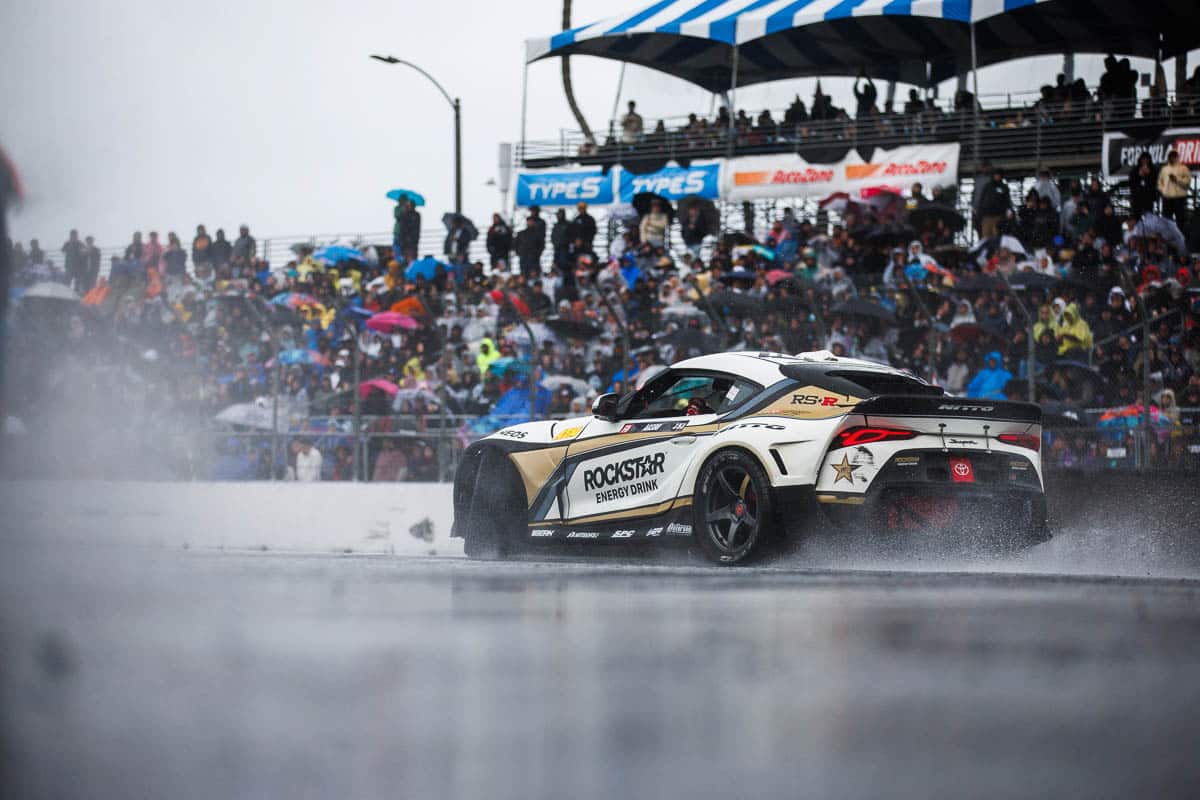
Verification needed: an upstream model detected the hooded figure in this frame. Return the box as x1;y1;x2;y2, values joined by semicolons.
903;240;941;283
950;300;977;328
1053;302;1093;357
476;337;500;376
966;351;1013;400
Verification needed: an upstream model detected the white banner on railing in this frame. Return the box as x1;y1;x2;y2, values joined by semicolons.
721;143;960;201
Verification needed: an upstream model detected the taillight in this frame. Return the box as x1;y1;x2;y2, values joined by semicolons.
998;433;1041;452
832;426;917;449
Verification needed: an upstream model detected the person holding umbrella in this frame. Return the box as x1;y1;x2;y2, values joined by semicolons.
639;198;671;248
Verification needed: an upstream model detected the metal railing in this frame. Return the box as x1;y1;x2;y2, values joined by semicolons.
519;94;1200;173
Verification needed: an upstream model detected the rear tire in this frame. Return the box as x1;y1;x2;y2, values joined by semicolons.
692;450;774;565
462;448;528;559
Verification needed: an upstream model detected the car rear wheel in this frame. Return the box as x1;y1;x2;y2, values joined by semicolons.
462;448;527;559
693;450;773;565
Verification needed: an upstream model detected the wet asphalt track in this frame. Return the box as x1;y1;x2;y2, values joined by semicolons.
3;533;1200;800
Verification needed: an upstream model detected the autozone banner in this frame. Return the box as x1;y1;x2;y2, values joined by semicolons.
721;143;960;201
515;168;614;206
1102;127;1200;181
617;161;721;202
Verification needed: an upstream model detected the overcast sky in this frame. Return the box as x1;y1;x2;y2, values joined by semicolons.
1;0;1189;252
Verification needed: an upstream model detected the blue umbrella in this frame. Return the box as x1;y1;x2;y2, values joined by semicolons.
405;256;453;282
313;245;366;265
386;188;425;206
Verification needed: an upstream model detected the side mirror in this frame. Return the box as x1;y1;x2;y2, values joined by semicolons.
591;392;621;422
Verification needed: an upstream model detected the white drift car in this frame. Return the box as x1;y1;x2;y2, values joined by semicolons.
451;351;1048;564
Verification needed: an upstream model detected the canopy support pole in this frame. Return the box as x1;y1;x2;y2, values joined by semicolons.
610;62;627;140
727;45;739;160
519;55;529;212
970;22;981;172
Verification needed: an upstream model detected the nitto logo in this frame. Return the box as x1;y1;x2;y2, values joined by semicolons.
938;404;995;413
583;453;667;491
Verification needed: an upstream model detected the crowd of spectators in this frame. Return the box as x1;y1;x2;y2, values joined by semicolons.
4;148;1199;479
580;61;1200;162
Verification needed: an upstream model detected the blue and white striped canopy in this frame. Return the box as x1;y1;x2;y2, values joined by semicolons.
526;0;1194;92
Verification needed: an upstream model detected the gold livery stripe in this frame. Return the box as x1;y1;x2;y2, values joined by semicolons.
816;494;866;505
566;424;720;456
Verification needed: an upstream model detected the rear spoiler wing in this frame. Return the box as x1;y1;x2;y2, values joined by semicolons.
853;395;1042;424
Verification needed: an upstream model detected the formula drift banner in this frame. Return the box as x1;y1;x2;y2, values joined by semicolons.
722;143;960;201
617;161;721;202
1102;128;1200;181
515;168;614;206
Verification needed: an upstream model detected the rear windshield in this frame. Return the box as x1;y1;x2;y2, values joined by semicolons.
826;370;945;398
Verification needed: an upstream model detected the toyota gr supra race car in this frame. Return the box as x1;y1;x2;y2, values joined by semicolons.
451;351;1049;564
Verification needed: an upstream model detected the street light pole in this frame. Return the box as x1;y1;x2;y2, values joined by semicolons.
370;54;462;214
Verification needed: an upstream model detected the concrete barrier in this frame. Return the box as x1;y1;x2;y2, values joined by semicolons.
0;481;462;556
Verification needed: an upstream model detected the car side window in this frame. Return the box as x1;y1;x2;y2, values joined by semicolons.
626;373;758;420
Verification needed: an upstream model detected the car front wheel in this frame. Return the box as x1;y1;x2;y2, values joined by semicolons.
693;450;773;565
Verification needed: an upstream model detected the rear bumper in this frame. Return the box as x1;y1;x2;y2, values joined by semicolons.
811;449;1048;540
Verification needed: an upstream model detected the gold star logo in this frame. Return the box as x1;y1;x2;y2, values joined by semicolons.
832;454;860;484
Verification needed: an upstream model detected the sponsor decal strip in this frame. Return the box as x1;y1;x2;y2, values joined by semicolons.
528;495;693;527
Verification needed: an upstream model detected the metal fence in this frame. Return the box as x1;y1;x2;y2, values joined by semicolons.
518;93;1200;174
173;411;1200;483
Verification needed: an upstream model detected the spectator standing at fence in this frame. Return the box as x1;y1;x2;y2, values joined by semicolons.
1129;153;1158;216
291;439;323;481
1158;150;1192;227
143;231;164;273
1034;169;1061;211
639;199;670;248
681;203;709;260
978;170;1011;238
853;71;877;119
163;233;188;277
372;438;408;481
486;214;512;268
209;229;232;266
232;225;256;267
621;100;643;145
568;202;597;253
514;216;544;278
192;225;212;268
83;235;100;292
62;229;86;292
396;200;421;263
551;209;570;269
124;231;143;264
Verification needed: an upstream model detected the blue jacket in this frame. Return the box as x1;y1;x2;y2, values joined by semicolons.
966;351;1013;400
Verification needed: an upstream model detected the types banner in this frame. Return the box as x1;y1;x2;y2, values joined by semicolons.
1102;127;1200;181
617;161;721;202
515;168;614;206
721;143;960;201
515;145;960;207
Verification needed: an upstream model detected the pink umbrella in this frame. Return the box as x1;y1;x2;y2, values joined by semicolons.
358;379;399;399
366;311;419;333
765;269;797;286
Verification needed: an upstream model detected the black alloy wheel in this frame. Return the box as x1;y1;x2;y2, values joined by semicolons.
694;450;773;564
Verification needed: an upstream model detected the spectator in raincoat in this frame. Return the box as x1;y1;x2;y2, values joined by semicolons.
966;351;1013;399
1053;302;1093;358
903;240;942;284
476;337;500;376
